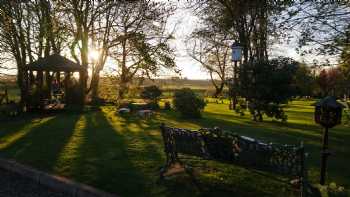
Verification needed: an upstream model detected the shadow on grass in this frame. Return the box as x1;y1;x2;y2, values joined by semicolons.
1;106;348;196
0;112;80;171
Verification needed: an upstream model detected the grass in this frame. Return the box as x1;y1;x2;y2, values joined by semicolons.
0;100;349;197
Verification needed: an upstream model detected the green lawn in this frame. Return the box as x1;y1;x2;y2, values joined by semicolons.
0;100;349;196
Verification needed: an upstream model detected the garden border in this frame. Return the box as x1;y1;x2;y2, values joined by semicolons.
0;158;118;197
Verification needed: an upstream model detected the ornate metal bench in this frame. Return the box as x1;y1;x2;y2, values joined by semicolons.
160;124;309;197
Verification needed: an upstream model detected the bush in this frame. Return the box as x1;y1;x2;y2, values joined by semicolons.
164;101;171;110
316;182;347;197
173;88;206;118
140;85;162;103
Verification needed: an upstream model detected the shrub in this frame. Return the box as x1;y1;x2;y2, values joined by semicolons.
164;101;171;110
173;88;206;118
140;85;162;103
316;182;347;197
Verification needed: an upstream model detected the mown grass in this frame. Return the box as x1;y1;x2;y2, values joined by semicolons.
0;100;349;197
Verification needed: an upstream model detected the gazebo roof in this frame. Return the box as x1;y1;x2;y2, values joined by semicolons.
24;54;83;72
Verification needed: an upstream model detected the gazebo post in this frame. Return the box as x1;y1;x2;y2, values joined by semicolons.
29;71;34;86
45;71;52;99
23;69;29;108
37;71;43;91
64;72;70;104
56;72;60;82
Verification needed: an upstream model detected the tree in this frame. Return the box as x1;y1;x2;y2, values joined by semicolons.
317;67;346;97
188;0;292;63
238;57;298;121
62;0;111;104
188;30;231;97
140;85;162;104
294;63;315;97
277;2;350;58
109;1;177;99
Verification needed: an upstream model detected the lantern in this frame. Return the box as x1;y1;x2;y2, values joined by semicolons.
231;42;243;62
314;96;344;185
315;96;343;128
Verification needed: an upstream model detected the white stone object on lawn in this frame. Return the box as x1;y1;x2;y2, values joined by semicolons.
118;108;130;114
138;110;153;118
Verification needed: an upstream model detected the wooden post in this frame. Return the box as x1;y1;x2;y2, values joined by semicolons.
232;60;238;110
37;71;43;90
56;72;61;82
24;70;29;106
64;72;70;104
320;127;330;185
44;71;49;99
29;71;34;87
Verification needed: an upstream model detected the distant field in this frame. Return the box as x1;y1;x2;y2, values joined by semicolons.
0;80;20;102
1;77;221;103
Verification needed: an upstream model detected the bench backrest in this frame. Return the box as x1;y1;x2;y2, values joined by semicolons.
161;125;306;178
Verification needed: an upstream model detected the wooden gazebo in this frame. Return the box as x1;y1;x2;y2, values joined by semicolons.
23;54;84;110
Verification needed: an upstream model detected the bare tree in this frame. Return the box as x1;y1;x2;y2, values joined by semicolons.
188;30;231;97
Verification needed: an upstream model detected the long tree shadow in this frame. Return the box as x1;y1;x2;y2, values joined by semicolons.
56;109;153;197
0;112;80;171
0;116;55;150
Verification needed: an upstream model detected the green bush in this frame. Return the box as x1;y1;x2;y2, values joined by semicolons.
140;85;162;103
316;182;347;197
173;88;206;118
164;101;171;110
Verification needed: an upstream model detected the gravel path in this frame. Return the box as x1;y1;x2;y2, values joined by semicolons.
0;169;69;197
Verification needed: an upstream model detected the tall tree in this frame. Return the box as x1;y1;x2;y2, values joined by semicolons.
109;1;176;99
88;2;120;102
294;63;315;97
188;30;231;97
239;57;298;121
188;0;292;62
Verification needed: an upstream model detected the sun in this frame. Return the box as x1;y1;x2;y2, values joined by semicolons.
89;49;100;62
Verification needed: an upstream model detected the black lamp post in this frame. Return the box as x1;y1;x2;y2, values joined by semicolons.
231;42;242;110
314;96;343;185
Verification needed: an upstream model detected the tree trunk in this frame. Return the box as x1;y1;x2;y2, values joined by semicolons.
91;72;100;103
213;82;225;98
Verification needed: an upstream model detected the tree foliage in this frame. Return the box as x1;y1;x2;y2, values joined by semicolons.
140;85;162;103
108;1;177;99
238;57;298;121
277;1;350;60
294;63;315;96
